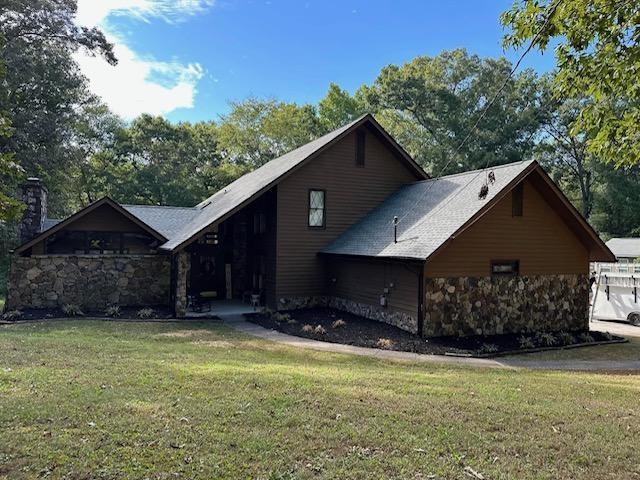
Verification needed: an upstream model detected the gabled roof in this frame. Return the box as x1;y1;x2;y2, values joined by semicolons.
322;160;615;262
161;114;427;251
606;238;640;259
121;205;199;239
14;197;169;254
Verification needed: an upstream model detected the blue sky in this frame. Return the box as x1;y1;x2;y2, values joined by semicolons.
75;0;557;123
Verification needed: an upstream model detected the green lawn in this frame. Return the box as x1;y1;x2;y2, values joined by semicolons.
1;321;639;479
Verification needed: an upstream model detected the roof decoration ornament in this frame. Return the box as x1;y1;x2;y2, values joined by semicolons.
478;170;495;200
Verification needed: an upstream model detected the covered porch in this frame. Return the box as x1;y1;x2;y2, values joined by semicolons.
172;188;277;317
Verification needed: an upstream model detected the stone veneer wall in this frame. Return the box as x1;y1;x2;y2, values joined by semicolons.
277;296;418;334
423;274;589;337
7;255;171;310
174;252;190;318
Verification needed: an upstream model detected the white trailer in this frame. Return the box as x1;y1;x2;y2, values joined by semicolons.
590;263;640;326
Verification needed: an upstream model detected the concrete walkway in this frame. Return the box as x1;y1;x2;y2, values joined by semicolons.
222;314;640;372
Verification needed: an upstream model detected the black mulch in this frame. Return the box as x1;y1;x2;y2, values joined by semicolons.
2;305;175;322
246;307;626;357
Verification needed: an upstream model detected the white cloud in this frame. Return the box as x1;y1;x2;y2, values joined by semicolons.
75;0;214;119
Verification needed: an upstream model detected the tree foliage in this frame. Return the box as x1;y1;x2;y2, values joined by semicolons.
502;0;640;166
0;0;115;217
363;49;545;174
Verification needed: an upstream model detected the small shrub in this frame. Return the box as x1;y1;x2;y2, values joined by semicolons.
272;313;285;323
479;343;499;354
136;308;155;319
261;307;274;318
62;304;84;317
535;332;557;347
105;305;121;318
578;332;594;343
601;331;613;341
2;310;23;321
301;324;314;333
557;331;576;346
286;316;297;325
519;336;535;349
314;325;327;335
376;338;395;349
331;319;346;329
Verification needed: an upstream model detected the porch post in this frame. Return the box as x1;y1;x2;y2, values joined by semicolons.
174;251;190;318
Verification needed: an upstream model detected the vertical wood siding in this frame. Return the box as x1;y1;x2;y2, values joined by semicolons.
326;257;420;319
275;128;423;300
424;179;590;278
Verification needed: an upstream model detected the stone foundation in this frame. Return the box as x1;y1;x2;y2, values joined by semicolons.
278;296;418;334
7;255;171;311
423;274;589;337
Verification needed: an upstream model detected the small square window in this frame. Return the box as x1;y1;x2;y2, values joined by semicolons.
491;260;519;276
308;190;325;228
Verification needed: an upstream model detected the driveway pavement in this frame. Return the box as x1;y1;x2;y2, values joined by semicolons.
590;318;640;338
223;314;640;372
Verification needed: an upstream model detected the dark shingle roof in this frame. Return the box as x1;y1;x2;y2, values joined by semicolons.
121;205;199;239
160;114;425;251
322;160;535;260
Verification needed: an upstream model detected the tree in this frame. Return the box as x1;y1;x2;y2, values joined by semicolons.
105;115;221;206
317;83;366;132
0;34;23;223
217;98;321;167
501;0;640;166
534;82;598;219
0;0;115;215
363;49;544;174
590;163;640;238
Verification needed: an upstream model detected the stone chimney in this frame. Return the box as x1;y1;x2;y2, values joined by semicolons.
18;177;48;244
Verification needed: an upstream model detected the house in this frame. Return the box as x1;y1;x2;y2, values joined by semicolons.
6;114;615;337
605;238;640;264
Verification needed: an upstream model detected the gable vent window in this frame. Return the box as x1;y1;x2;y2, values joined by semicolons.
491;260;520;276
512;183;523;217
308;189;326;228
355;130;365;167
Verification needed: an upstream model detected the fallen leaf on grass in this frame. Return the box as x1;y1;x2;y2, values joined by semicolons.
463;466;485;479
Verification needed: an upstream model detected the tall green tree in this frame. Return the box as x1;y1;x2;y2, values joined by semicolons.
317;83;366;132
363;49;544;174
217;98;321;167
590;163;640;238
501;0;640;166
0;0;115;215
534;82;598;219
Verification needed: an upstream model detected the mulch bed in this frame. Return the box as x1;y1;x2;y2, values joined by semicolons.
246;307;626;357
1;305;175;322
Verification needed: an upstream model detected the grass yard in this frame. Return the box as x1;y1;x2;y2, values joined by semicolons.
0;321;639;479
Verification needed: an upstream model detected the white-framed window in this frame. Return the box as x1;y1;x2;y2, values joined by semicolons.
308;189;326;228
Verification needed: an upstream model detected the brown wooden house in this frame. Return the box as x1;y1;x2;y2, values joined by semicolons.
7;115;614;336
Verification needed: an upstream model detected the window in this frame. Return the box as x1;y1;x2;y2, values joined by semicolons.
356;130;365;166
308;190;326;228
512;183;523;217
491;260;520;276
46;230;157;254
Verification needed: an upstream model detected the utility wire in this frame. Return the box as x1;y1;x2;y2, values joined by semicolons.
394;0;561;230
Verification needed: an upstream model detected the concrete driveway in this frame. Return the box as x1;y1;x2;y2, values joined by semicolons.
590;318;640;338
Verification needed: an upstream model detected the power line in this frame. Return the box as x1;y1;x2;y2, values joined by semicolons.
394;0;561;229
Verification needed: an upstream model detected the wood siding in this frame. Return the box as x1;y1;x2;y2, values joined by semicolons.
326;257;420;319
275;127;423;301
29;204;148;254
424;179;590;278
